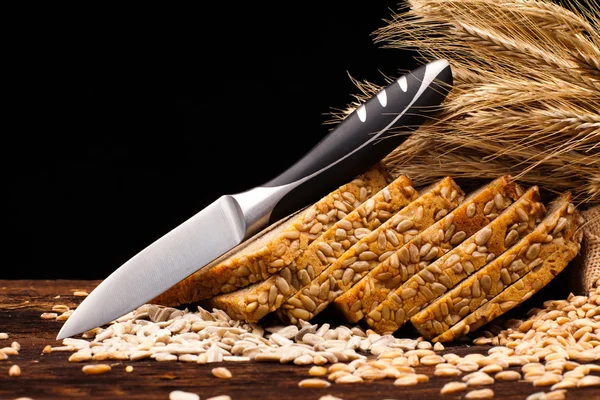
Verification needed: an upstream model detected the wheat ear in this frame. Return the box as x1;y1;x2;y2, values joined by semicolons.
327;0;600;206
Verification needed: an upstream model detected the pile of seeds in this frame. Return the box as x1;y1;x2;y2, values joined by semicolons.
36;285;599;398
468;286;600;392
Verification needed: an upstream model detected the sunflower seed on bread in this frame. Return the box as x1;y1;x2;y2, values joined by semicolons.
207;174;418;322
332;176;465;323
430;193;584;342
152;164;391;306
381;185;545;335
357;175;524;333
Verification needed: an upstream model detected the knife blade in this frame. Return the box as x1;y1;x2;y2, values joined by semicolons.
57;59;453;340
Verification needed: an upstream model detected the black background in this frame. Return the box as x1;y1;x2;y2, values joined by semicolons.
6;2;418;279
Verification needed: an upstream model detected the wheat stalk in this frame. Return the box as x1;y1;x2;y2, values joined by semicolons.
329;0;600;207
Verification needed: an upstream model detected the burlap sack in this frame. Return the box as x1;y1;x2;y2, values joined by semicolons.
569;205;600;294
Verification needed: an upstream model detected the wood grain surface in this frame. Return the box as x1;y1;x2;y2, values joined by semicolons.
1;280;598;400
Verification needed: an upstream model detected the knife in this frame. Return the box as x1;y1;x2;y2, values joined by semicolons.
57;59;453;339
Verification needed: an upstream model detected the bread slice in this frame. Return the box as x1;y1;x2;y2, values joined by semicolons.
151;164;391;306
369;185;546;334
331;177;465;323
206;174;418;322
275;177;465;325
339;175;523;329
429;194;584;343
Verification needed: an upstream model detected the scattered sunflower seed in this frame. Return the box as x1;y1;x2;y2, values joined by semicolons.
298;378;331;388
212;367;232;379
440;381;468;394
309;366;328;376
169;390;200;400
464;388;494;399
82;364;111;375
8;364;21;377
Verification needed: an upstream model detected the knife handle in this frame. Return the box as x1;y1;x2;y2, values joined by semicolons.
233;59;452;236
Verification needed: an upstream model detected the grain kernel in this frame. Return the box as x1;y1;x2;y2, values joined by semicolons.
52;305;70;313
495;370;521;381
69;351;92;362
417;340;433;350
420;354;445;365
336;374;363;384
0;333;8;340
440;381;467;395
467;373;495;386
298;378;331;388
473;337;493;345
393;376;419;386
212;367;232;379
308;366;328;376
329;363;355;373
480;364;503;374
532;373;561;386
457;361;480;372
169;391;200;400
40;312;58;320
465;388;494;399
125;365;134;373
82;364;111;375
434;367;462;377
8;364;21;377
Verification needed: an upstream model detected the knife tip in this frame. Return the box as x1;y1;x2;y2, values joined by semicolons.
56;313;86;340
55;322;73;340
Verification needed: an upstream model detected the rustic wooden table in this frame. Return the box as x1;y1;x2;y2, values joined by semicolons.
1;280;598;400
